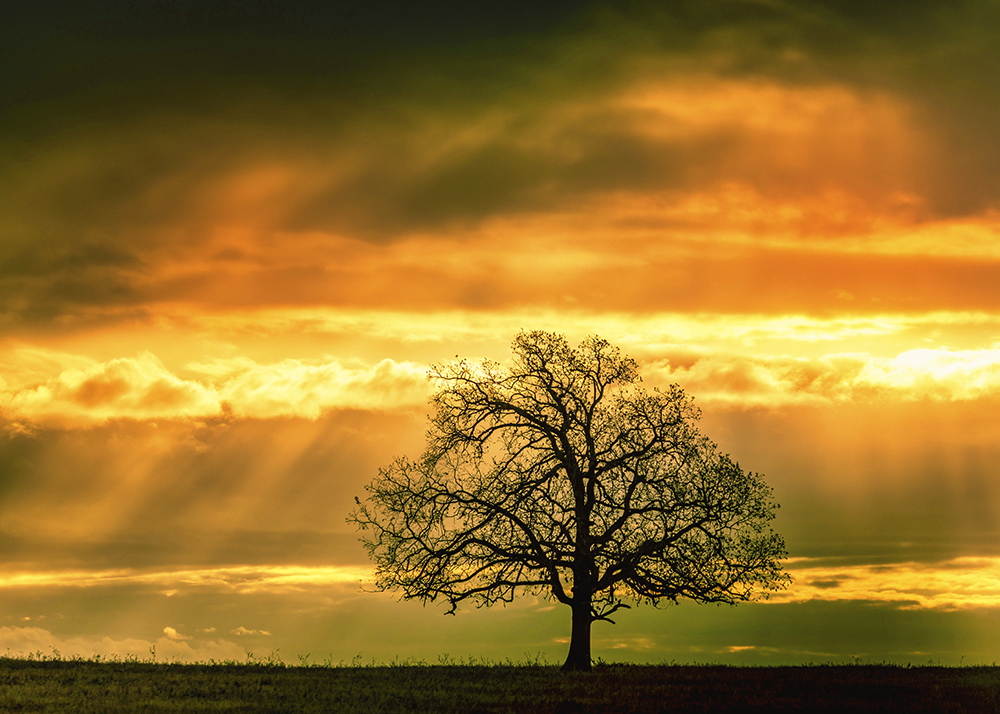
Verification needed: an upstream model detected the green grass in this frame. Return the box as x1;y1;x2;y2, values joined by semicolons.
0;657;998;712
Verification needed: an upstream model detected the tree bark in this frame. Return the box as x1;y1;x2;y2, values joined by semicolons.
561;601;593;672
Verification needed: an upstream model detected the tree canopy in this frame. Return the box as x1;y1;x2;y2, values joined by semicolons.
350;331;788;671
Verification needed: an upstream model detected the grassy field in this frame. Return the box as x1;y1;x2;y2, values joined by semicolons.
0;658;998;713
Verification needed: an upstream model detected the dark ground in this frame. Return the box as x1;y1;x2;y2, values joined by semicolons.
0;659;997;713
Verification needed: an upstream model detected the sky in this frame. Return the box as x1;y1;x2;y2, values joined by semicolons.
3;0;1000;665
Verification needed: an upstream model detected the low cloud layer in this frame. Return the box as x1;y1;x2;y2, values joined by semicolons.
8;556;1000;612
652;345;1000;406
780;557;1000;610
3;340;1000;428
0;565;372;595
1;351;429;428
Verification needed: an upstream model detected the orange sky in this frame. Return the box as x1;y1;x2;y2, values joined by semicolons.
3;0;1000;665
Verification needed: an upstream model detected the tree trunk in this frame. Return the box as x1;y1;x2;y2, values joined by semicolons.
561;601;593;672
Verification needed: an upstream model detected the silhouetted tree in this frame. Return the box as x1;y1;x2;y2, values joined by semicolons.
350;331;787;671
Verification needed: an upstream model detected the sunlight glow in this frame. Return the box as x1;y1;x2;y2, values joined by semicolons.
0;565;374;594
5;558;1000;612
777;557;1000;610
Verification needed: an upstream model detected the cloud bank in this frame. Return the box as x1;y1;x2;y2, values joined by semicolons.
4;341;1000;429
1;352;429;428
781;557;1000;610
653;345;1000;406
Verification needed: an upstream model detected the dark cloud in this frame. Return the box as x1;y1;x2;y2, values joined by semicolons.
4;0;598;46
0;1;601;133
0;432;48;505
0;243;144;323
0;244;141;278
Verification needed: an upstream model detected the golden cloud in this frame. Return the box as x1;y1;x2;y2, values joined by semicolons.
162;626;190;642
6;556;1000;613
0;350;430;428
0;564;372;594
126;306;999;362
615;79;928;209
777;557;1000;610
3;320;1000;427
648;345;1000;407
